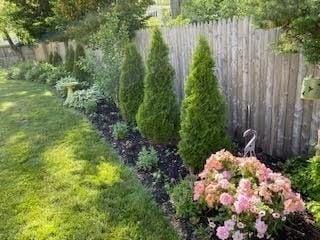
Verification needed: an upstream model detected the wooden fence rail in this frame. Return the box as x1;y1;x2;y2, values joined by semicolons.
135;17;320;158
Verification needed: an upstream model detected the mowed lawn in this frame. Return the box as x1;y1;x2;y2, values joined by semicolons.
0;72;178;240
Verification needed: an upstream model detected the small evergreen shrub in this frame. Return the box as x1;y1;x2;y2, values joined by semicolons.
46;66;68;86
52;52;63;66
65;46;75;73
136;147;159;171
73;44;89;83
48;52;54;64
119;43;144;124
169;178;201;218
178;37;231;171
136;28;179;143
111;122;129;140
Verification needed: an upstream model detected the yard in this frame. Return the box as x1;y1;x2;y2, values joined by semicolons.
0;72;178;240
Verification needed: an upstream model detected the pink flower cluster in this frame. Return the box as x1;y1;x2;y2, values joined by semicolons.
193;150;305;240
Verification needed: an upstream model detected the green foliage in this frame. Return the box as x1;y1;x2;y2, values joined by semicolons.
55;76;78;97
169;179;201;218
181;0;248;22
65;46;75;73
136;28;180;144
24;63;56;83
178;37;231;171
0;75;178;240
89;13;129;103
48;52;54;64
46;66;68;86
73;44;89;83
137;147;159;171
111;122;129;140
250;0;320;64
65;85;104;114
52;52;63;66
284;155;320;225
6;61;34;80
119;43;144;124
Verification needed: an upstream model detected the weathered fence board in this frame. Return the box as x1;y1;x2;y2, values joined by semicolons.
135;18;320;158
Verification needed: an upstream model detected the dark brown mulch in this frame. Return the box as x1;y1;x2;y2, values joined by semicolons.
88;100;320;240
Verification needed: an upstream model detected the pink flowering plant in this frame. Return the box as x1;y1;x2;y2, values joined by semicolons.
193;150;305;240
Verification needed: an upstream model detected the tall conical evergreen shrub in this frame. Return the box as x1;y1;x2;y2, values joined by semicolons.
52;52;62;66
119;43;144;124
73;44;88;82
136;28;179;143
48;52;54;64
65;46;75;73
178;37;231;171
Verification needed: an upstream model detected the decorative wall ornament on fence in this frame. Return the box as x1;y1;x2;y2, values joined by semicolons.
243;129;257;157
301;75;320;100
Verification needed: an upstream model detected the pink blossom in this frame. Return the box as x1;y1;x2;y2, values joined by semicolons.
219;179;230;189
205;155;223;171
232;230;244;240
255;219;268;235
234;194;251;214
220;193;234;206
224;219;235;230
216;226;230;240
222;171;232;180
193;181;205;201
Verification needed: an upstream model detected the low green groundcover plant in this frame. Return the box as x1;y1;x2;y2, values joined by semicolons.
194;150;305;240
111;122;129;140
169;178;201;219
0;72;178;240
65;84;104;114
137;147;159;171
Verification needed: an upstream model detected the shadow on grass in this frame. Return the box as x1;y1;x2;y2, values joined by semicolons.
0;77;178;240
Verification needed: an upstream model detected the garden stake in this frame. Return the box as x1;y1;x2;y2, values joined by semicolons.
243;129;257;157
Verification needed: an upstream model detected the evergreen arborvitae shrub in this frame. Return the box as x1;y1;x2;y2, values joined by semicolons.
52;52;62;66
73;44;88;82
178;37;231;171
48;52;54;64
136;28;179;143
119;43;144;124
65;46;75;73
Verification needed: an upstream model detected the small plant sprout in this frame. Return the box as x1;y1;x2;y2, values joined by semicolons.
111;122;129;140
137;147;159;171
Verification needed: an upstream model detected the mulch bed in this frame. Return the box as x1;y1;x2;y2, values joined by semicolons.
89;100;320;240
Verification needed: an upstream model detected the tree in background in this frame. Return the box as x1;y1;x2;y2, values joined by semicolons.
181;0;248;22
119;43;145;124
179;37;231;171
249;0;320;64
136;28;179;144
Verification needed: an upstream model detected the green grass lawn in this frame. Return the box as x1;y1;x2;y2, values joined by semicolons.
0;72;178;240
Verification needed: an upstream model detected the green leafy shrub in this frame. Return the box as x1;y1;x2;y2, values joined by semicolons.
7;61;34;80
178;37;231;171
25;63;55;83
46;66;68;86
136;147;159;171
65;85;104;114
89;13;129;103
284;155;320;225
169;179;201;218
65;46;75;73
119;43;144;124
48;52;54;64
136;28;179;144
111;122;129;140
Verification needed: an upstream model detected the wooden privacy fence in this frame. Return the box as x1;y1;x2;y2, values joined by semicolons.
135;17;320;158
0;45;35;67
